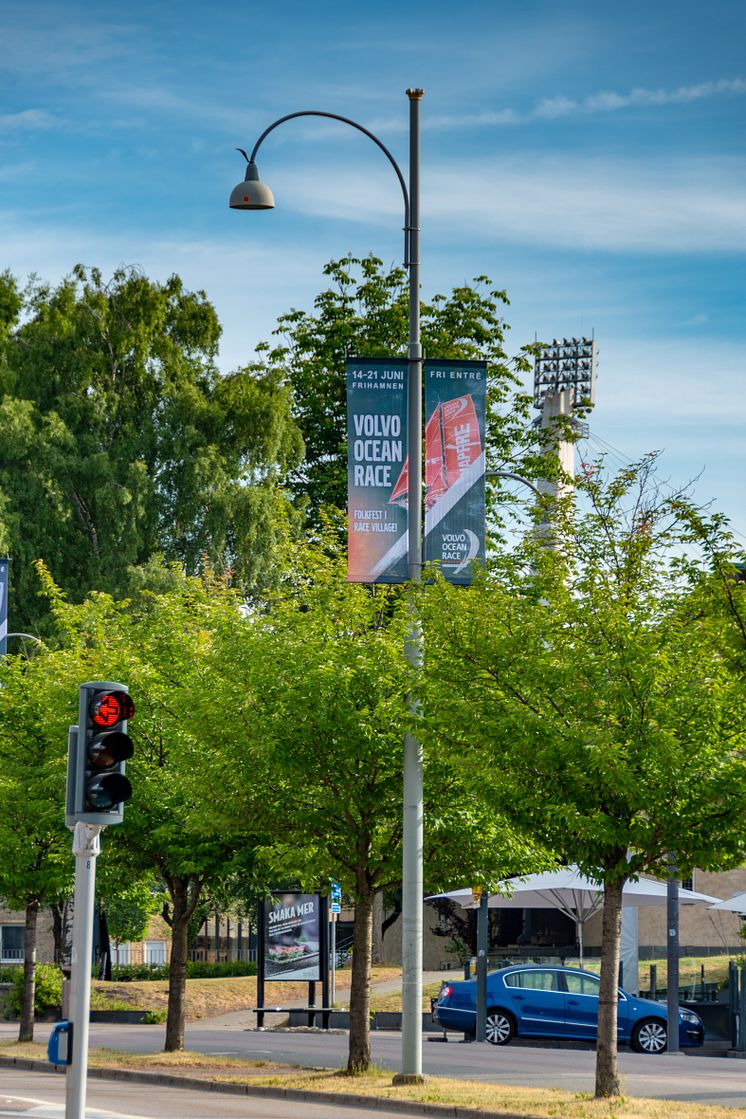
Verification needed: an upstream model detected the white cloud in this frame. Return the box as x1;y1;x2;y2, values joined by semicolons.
532;77;746;121
330;78;746;136
271;151;746;255
394;77;746;133
593;337;746;425
0;110;55;133
0;214;333;372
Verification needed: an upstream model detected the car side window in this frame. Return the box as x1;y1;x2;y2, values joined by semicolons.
564;972;600;996
504;970;558;991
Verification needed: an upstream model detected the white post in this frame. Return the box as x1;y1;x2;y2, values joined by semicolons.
330;913;336;1007
398;87;424;1085
65;822;103;1119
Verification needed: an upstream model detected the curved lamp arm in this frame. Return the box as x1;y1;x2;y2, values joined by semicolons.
238;110;411;263
487;471;543;499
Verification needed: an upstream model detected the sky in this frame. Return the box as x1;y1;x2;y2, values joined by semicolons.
1;0;744;539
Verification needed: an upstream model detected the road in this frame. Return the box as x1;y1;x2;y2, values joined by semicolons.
4;1020;746;1110
0;1066;420;1119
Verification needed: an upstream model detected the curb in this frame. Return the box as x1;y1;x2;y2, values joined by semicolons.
0;1054;547;1119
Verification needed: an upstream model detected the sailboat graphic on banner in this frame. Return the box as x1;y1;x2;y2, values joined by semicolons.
389;393;482;509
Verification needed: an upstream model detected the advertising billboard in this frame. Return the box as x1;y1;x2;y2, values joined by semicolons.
346;357;409;583
424;360;486;584
263;892;322;982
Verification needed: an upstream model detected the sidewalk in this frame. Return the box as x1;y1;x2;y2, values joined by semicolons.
0;969;463;1036
198;968;462;1029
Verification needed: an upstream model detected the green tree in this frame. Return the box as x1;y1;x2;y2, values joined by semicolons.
255;255;542;521
32;562;270;1051
0;647;73;1040
201;536;543;1072
0;265;303;633
420;457;746;1097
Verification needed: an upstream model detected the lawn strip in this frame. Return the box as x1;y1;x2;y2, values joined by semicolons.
0;1042;743;1119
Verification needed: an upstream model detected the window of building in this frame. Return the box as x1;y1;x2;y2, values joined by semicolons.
0;925;24;962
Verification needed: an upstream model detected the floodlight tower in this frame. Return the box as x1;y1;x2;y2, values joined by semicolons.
533;336;598;511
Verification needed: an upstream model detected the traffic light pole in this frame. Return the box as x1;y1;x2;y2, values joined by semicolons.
65;821;104;1119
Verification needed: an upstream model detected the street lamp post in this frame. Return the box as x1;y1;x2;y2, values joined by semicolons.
230;89;425;1081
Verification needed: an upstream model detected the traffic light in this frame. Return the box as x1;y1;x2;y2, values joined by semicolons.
66;681;134;827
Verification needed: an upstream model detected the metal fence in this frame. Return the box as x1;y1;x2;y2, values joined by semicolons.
0;948;24;963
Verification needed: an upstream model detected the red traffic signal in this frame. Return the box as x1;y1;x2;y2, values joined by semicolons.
90;691;135;728
65;682;135;827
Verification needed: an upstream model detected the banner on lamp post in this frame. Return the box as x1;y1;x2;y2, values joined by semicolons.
346;357;409;583
424;360;486;584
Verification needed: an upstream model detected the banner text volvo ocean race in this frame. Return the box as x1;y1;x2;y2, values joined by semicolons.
346;357;486;584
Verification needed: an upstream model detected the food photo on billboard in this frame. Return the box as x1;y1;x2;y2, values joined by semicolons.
263;892;321;981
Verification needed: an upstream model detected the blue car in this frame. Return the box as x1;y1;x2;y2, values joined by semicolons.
433;965;704;1054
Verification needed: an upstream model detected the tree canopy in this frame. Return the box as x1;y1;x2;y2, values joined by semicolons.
254;255;544;522
0;265;303;633
419;456;746;1096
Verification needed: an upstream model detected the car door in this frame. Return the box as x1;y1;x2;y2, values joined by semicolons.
561;970;600;1039
503;969;566;1038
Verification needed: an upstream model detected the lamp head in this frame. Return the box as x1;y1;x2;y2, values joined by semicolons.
229;160;274;210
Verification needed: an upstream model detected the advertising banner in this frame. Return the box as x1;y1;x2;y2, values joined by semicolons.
0;558;8;657
424;360;486;584
263;892;321;982
346;358;409;583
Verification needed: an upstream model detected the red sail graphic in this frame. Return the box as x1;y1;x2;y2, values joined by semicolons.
389;394;481;509
389;458;409;506
441;394;481;486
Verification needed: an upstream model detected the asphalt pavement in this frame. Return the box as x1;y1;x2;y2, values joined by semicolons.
1;1066;440;1119
3;1017;746;1110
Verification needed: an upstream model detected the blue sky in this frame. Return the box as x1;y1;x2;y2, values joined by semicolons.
2;0;744;538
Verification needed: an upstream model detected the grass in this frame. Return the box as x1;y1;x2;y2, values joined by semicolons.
637;955;738;992
370;979;445;1013
1;1041;743;1119
65;954;745;1020
87;966;404;1021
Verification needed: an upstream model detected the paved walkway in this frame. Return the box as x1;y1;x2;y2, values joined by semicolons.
0;968;466;1038
201;969;463;1029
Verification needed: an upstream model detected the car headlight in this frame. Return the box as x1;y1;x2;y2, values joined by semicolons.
679;1010;701;1024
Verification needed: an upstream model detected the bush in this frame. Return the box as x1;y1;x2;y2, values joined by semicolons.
186;960;256;979
3;964;63;1019
110;964;170;982
143;1009;168;1023
109;960;256;982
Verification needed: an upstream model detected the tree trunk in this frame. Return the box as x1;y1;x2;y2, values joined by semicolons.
347;885;374;1073
18;897;39;1042
50;896;74;969
371;890;384;965
164;877;197;1052
595;877;625;1098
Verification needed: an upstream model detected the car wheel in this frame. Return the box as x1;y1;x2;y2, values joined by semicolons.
485;1009;515;1045
631;1018;667;1054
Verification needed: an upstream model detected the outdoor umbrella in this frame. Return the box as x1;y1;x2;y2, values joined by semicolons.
708;892;746;915
428;865;720;962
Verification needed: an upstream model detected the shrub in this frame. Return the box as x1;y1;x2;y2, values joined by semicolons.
110;964;170;982
143;1009;168;1023
109;960;256;982
186;961;256;979
3;964;63;1018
